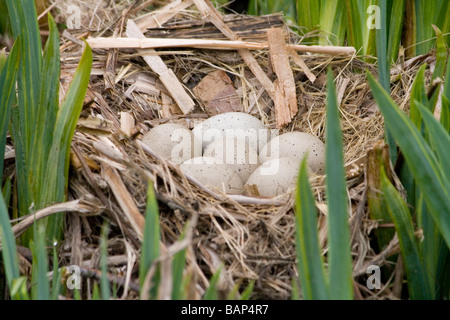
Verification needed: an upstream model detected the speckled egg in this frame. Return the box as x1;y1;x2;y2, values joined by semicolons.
192;112;270;153
259;132;325;174
142;123;201;164
203;136;260;182
180;156;244;194
245;157;303;197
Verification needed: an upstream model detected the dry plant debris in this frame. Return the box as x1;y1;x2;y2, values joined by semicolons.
25;0;437;299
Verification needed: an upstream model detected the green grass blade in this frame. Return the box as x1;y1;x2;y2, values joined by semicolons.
325;69;353;299
367;72;450;247
319;0;345;46
296;0;320;33
295;156;329;300
139;182;161;292
203;265;222;300
100;222;110;300
51;244;62;300
431;25;447;82
409;64;428;128
387;0;405;63
31;226;50;300
0;193;20;292
6;0;42;155
380;168;432;299
239;280;255;300
41;43;92;241
441;96;450;133
345;0;368;54
414;0;437;55
33;14;59;207
0;38;20;184
171;227;187;300
377;0;397;164
415;101;450;182
416;194;444;297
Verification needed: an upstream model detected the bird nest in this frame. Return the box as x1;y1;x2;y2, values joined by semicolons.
46;0;434;299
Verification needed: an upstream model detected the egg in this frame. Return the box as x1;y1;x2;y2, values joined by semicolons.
142;123;201;164
180;156;244;194
192;112;270;153
245;157;303;197
203;136;260;182
259;132;325;174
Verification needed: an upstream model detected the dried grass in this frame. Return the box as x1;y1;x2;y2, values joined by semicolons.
30;0;435;300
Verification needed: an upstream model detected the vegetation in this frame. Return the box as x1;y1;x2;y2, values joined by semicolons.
0;0;449;300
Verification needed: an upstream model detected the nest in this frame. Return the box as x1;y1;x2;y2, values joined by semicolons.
41;0;436;299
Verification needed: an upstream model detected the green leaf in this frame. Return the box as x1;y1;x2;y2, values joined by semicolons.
319;0;345;46
6;0;42;155
295;156;329;300
0;193;20;292
415;101;450;182
171;225;188;300
387;0;405;63
0;37;21;184
367;71;450;247
51;243;62;300
325;69;353;299
30;225;50;300
409;64;428;129
100;222;110;300
32;13;60;207
203;265;222;300
296;0;320;32
441;96;450;133
380;168;432;299
41;43;92;241
239;280;255;300
139;182;161;291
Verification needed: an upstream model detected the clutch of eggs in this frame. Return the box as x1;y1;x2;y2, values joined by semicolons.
141;112;325;197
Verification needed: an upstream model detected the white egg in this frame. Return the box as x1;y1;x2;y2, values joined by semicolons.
192;112;270;153
245;157;304;197
259;132;325;174
180;156;243;194
142;123;201;164
203;136;260;182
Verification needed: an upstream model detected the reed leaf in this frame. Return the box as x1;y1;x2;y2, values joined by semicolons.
295;156;329;300
30;225;50;300
139;182;161;291
387;0;405;64
319;0;345;46
203;265;222;300
51;244;62;300
171;226;187;300
100;222;110;300
380;168;432;299
0;193;20;293
367;72;450;247
32;13;59;206
0;38;20;184
415;101;450;182
296;0;320;32
325;69;353;299
40;43;92;241
409;64;428;129
376;0;397;164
